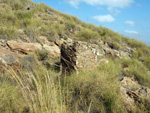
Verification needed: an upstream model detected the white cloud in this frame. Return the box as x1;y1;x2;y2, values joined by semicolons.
107;7;121;16
125;21;135;27
124;30;138;35
92;14;115;23
136;3;142;7
65;0;134;8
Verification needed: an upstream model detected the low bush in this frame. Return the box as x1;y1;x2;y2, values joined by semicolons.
121;59;150;87
76;29;99;41
0;74;28;113
36;49;49;61
63;61;125;113
65;20;76;31
5;65;65;113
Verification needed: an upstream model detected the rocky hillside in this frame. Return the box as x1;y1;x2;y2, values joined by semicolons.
0;0;150;113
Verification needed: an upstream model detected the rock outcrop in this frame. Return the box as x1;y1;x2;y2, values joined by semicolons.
37;36;60;57
60;38;136;74
61;39;105;74
97;40;136;58
120;77;150;112
0;36;61;67
7;40;42;53
6;39;60;57
0;46;19;65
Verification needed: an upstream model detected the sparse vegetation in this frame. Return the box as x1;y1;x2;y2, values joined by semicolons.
0;0;150;113
76;28;99;41
121;59;150;87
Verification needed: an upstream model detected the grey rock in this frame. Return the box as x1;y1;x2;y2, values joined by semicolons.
46;9;55;15
138;57;144;62
0;46;19;65
24;3;36;10
0;35;7;41
61;39;105;75
22;55;38;72
0;35;7;47
120;77;150;111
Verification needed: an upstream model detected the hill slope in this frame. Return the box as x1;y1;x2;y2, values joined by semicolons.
0;0;150;113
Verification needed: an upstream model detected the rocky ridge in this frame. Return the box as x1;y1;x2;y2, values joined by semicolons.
1;33;149;111
0;0;150;112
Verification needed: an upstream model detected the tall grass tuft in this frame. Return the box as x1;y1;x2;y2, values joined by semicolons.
7;66;67;113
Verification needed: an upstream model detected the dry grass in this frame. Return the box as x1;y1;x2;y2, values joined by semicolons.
0;0;150;113
5;66;67;113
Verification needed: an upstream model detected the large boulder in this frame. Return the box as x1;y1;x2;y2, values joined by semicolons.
37;36;60;57
7;40;60;57
43;44;60;57
7;40;42;53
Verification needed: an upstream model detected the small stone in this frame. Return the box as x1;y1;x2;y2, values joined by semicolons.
46;9;55;15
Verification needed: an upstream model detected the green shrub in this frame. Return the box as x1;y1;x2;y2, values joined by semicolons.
7;65;64;113
15;11;33;20
0;26;17;39
143;57;150;70
10;2;24;10
40;23;65;40
123;37;146;48
0;74;28;113
65;20;76;31
36;49;49;61
76;29;99;41
72;16;82;24
121;59;150;87
63;61;125;113
113;42;122;50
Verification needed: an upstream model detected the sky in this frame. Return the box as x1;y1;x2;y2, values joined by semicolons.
32;0;150;45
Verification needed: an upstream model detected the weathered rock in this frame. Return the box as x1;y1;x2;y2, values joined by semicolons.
24;3;36;10
37;36;60;57
0;35;7;41
148;71;150;74
55;38;66;48
37;36;50;45
103;47;120;57
98;58;109;65
124;46;136;53
0;35;7;47
138;57;144;62
61;39;104;74
107;42;115;49
0;46;19;65
7;40;60;57
15;29;31;43
22;55;38;72
111;50;120;57
7;40;42;53
98;40;135;58
123;67;130;71
120;85;135;112
120;77;150;112
60;38;135;74
46;9;55;15
120;51;131;58
43;44;60;57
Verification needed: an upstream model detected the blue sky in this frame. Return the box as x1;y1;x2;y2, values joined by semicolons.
32;0;150;45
